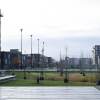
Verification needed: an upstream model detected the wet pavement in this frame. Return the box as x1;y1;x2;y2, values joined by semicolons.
0;87;100;100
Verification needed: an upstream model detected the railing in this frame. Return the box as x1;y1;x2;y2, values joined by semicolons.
0;68;99;72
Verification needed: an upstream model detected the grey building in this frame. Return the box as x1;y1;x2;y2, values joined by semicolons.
69;58;80;65
23;54;35;69
47;57;56;68
10;49;21;69
66;57;92;68
33;54;48;68
1;51;10;69
92;45;100;65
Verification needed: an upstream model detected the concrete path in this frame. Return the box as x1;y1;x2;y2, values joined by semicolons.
0;75;16;80
0;87;100;100
0;75;16;83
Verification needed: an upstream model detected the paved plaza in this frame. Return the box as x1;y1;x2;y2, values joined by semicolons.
0;87;100;100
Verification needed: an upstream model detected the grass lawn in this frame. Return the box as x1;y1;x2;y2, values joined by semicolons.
0;71;97;86
0;79;96;86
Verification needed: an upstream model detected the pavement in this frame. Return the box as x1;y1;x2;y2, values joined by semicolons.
0;87;100;100
0;75;16;83
0;75;16;80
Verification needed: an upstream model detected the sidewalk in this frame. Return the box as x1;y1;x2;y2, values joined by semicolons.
0;75;16;83
0;87;100;100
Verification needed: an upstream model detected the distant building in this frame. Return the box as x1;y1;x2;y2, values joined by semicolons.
10;49;21;69
92;45;100;65
1;51;10;69
47;57;56;68
22;54;29;68
33;54;42;68
80;58;92;65
33;54;48;68
65;56;70;65
69;58;80;66
0;49;56;69
66;57;92;68
41;55;48;68
23;54;35;69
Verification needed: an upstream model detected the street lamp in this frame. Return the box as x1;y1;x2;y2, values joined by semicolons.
0;10;3;52
30;35;33;69
40;41;44;80
37;38;40;68
59;50;63;76
20;29;26;79
37;38;40;84
0;9;3;69
20;29;23;69
64;47;69;83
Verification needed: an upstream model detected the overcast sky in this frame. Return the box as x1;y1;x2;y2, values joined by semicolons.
0;0;100;61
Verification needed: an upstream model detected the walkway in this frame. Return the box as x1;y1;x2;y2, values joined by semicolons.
0;75;16;83
0;87;100;100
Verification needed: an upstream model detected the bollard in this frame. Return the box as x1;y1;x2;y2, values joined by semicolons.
37;77;40;84
64;78;68;83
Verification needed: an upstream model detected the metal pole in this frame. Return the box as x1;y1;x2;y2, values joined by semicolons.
42;41;44;68
37;38;39;55
0;10;3;52
60;49;63;76
30;35;32;69
37;38;40;84
0;10;3;69
20;29;23;69
64;47;68;83
41;41;44;80
0;11;1;69
42;41;44;67
37;38;40;68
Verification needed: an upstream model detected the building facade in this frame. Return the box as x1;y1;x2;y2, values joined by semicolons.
65;57;92;68
0;49;56;69
10;49;21;69
1;51;10;69
92;45;100;65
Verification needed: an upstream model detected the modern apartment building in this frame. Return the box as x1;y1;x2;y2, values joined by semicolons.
92;45;100;65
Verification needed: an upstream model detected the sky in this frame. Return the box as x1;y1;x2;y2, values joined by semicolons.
0;0;100;61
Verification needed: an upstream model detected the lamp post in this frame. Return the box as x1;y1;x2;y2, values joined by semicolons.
40;41;44;80
0;10;3;52
0;10;3;69
37;38;40;84
64;47;69;83
30;35;33;69
60;50;63;76
20;29;23;69
20;29;26;79
37;38;40;69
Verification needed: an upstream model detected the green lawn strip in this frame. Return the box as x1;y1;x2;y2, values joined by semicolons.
0;72;96;86
0;79;96;86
